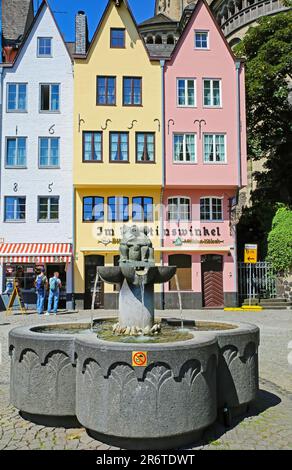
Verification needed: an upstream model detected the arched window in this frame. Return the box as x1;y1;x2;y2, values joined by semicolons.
146;36;153;44
200;197;223;221
169;254;192;291
132;197;153;222
83;197;104;222
155;35;162;44
167;35;174;45
108;197;129;222
168;197;191;222
229;37;241;48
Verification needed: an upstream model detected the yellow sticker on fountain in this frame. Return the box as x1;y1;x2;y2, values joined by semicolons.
132;351;148;367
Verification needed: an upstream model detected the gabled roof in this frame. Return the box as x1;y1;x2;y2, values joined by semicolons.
139;13;175;27
1;0;73;67
169;0;238;63
74;0;159;62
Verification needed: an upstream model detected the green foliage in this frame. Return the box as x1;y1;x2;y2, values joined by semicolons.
234;11;292;258
267;207;292;272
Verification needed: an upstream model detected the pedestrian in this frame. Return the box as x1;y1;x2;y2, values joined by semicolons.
35;268;48;315
46;272;62;315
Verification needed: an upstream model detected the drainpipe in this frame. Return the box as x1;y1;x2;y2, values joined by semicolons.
71;187;76;310
160;59;165;310
234;60;243;306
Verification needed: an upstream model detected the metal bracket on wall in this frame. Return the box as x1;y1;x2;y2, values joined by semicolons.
194;119;206;139
101;119;112;130
168;119;174;135
78;114;85;133
128;120;137;130
154;119;161;132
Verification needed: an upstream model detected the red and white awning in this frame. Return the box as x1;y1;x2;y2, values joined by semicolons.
0;243;72;264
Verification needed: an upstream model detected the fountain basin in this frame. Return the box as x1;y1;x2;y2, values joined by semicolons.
98;266;177;286
9;319;259;449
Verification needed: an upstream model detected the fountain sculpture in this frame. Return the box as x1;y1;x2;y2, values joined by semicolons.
8;226;260;450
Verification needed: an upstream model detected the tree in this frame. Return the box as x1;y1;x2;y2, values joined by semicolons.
267;206;292;272
234;11;292;259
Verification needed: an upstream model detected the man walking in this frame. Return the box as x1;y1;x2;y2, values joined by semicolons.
46;272;62;315
35;268;48;315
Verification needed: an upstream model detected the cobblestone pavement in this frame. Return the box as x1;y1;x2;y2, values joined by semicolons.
0;308;292;450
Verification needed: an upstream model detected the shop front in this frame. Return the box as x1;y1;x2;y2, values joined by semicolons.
0;243;73;310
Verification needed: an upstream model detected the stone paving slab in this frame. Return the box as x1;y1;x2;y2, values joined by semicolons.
0;308;292;450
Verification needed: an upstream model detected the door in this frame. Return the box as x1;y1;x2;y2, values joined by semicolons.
84;255;104;309
201;255;224;307
169;254;192;291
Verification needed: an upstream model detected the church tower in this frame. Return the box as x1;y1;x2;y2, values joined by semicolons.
155;0;196;21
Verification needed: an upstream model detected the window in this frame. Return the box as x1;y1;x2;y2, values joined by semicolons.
7;83;27;111
83;197;104;222
40;84;60;112
200;197;223;221
168;197;191;222
39;137;60;167
37;37;52;57
108;197;129;222
110;28;125;48
123;77;142;106
38;197;59;221
177;79;195;107
204;79;221;107
169;254;192;291
83;132;102;162
96;76;116;105
195;31;209;49
4;197;26;221
204;134;226;163
110;132;129;162
132;197;153;222
173;134;196;163
6;137;26;167
136;133;155;162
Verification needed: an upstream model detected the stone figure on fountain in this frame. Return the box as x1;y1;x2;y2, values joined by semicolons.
119;225;155;265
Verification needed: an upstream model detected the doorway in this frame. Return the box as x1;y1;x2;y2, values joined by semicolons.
84;255;104;309
169;254;192;291
201;255;224;307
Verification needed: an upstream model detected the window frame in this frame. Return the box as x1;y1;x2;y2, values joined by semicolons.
167;196;191;222
109;132;129;163
203;133;227;164
39;83;60;113
110;28;126;49
135;132;155;163
6;83;27;113
173;133;197;164
82;196;105;223
132;196;154;222
96;76;116;106
194;30;209;50
38;196;60;223
37;37;52;57
176;78;196;108
123;77;142;106
200;196;223;222
4;196;26;222
38;137;60;169
107;196;129;222
5;137;27;168
203;78;222;108
82;131;103;163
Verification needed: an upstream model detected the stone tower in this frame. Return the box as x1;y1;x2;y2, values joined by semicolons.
155;0;196;20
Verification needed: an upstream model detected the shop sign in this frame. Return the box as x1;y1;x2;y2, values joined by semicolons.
244;244;258;264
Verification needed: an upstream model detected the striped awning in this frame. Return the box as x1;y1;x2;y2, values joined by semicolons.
0;243;72;264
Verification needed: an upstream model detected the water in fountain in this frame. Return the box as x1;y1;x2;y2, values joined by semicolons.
174;274;184;330
91;270;99;332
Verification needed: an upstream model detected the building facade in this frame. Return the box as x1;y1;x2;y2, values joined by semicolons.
73;0;163;309
0;1;74;308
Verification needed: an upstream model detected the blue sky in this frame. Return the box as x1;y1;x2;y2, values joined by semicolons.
38;1;155;42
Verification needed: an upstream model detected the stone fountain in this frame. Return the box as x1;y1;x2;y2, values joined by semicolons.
97;225;176;336
8;225;260;450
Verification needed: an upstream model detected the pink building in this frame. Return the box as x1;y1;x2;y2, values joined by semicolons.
162;0;247;308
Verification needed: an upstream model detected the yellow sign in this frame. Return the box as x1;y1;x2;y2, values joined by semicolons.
244;244;258;264
132;351;148;367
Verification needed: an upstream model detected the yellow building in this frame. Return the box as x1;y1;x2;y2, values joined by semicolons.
73;0;163;309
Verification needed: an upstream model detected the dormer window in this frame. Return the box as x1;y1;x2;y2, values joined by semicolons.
37;37;52;57
110;28;125;48
195;31;209;49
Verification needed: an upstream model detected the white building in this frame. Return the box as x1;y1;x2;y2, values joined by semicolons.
0;1;74;309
